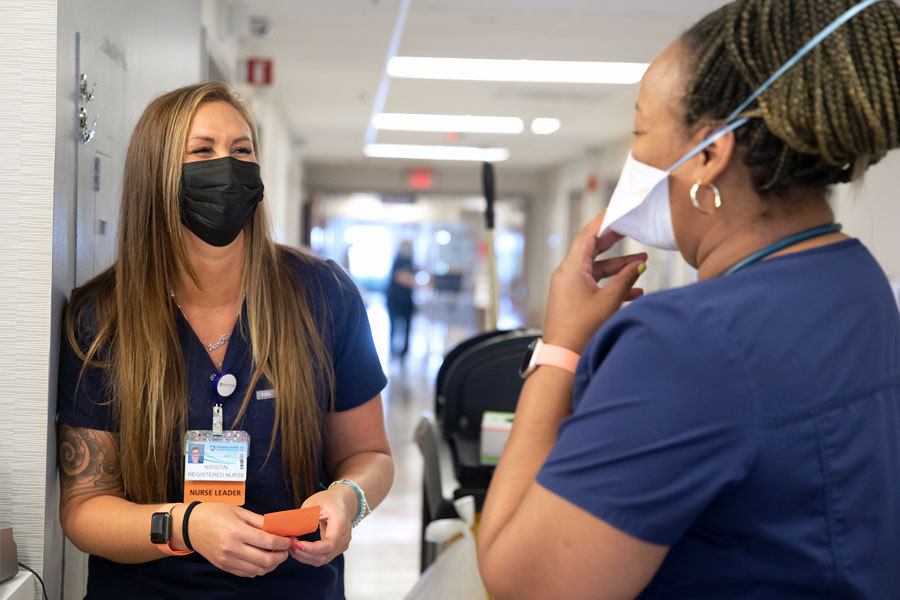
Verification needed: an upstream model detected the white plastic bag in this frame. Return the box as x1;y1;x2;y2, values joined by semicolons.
404;496;489;600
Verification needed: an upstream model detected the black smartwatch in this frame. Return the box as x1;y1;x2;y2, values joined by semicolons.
150;503;191;556
149;509;172;546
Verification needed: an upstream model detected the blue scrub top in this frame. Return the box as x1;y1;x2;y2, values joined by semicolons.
58;254;387;599
537;240;900;599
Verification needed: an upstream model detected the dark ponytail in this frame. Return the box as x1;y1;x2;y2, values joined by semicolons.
681;0;900;198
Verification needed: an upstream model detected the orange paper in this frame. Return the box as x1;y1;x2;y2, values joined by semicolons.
262;506;321;537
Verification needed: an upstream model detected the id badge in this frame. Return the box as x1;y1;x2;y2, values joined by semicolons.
183;430;250;505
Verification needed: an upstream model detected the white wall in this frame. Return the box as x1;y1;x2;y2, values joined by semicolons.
200;0;306;248
245;93;305;247
831;151;900;282
0;3;57;600
202;0;242;82
522;140;671;325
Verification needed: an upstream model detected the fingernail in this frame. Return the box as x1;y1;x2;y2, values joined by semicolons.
637;263;647;276
295;542;303;550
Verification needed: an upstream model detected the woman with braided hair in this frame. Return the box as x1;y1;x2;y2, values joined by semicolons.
478;1;900;598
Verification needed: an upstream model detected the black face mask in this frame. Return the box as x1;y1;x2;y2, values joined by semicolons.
179;156;265;247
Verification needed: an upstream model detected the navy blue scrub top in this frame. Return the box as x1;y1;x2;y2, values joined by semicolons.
57;255;387;600
538;240;900;599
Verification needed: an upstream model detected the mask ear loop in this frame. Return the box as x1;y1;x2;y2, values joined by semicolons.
690;182;722;215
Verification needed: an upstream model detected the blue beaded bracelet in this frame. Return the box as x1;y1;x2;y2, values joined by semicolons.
328;479;370;528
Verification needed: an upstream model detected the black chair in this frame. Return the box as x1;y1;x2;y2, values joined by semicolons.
438;329;540;488
433;329;510;422
415;328;540;571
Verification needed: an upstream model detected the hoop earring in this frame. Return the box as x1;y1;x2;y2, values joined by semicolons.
690;181;722;215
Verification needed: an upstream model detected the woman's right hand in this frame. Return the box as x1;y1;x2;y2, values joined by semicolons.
187;502;293;577
542;211;646;355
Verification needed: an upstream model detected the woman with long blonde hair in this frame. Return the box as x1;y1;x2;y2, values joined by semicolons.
57;81;393;598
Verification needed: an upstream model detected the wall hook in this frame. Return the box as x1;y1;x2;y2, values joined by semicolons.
79;73;95;103
79;107;99;144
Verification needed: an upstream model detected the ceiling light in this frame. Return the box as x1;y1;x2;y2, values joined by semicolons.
372;113;524;134
364;143;510;162
387;57;649;84
531;118;561;135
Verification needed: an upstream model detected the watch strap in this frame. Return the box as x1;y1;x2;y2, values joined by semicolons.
534;342;580;374
153;503;193;556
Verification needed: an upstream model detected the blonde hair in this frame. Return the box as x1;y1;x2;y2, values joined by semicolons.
66;82;334;505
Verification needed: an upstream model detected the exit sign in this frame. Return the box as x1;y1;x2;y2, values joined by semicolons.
407;167;433;190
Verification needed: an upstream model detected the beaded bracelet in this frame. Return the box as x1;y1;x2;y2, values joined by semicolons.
328;479;370;528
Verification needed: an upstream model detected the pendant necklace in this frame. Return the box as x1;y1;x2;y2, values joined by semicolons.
169;291;242;353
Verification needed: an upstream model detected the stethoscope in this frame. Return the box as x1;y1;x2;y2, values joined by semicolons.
724;223;843;277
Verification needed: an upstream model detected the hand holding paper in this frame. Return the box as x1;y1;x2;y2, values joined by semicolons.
262;506;321;537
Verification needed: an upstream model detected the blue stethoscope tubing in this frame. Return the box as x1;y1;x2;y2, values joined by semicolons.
724;223;843;276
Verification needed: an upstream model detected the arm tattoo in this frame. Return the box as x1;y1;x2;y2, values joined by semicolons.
59;425;123;508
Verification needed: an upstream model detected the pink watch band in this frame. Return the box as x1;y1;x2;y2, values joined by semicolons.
535;343;580;374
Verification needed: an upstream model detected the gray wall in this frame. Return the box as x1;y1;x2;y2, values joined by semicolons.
46;1;203;598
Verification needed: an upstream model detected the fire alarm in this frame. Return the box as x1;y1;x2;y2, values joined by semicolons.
246;58;273;86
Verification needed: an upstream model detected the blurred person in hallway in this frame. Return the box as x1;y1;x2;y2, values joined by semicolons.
387;240;416;361
56;81;393;598
478;1;900;598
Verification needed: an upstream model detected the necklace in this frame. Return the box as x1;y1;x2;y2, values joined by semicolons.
169;290;240;353
205;333;231;352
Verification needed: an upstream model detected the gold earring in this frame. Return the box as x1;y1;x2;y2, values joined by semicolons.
690;181;722;215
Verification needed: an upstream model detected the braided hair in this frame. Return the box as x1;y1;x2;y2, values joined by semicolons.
681;0;900;199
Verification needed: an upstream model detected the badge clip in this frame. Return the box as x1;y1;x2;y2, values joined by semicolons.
212;404;223;437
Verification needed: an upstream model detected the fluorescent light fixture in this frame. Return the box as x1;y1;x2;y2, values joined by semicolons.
372;113;524;134
364;143;510;162
435;230;452;245
531;117;561;135
387;57;649;84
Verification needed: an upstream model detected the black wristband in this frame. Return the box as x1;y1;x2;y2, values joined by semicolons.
182;501;201;552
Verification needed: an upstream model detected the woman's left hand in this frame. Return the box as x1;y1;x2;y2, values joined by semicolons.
543;210;647;355
288;487;356;567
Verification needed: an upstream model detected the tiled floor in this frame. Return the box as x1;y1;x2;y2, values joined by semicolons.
344;292;477;600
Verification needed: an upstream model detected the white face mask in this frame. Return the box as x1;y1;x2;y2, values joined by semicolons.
599;120;748;251
599;152;677;250
597;0;881;250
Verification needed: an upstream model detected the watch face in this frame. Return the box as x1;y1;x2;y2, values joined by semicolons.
150;512;171;545
519;338;541;378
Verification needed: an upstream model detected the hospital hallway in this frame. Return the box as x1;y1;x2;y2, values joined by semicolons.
7;1;900;598
343;291;478;598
